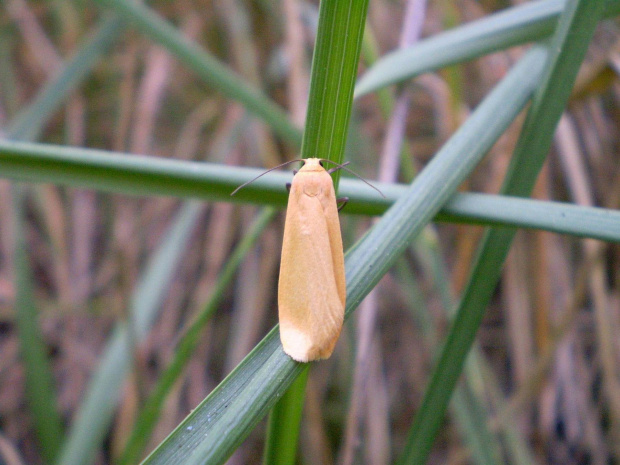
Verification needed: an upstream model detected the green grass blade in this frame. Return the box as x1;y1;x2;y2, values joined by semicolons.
93;0;301;147
398;251;506;465
262;0;369;458
354;0;620;97
2;139;619;240
263;367;309;465
118;208;276;465
12;188;64;463
436;193;620;243
396;0;607;463
141;46;544;465
0;140;289;202
6;15;125;141
56;202;202;465
300;0;369;183
401;243;535;464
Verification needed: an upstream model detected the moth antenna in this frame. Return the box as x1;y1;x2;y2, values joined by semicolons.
320;159;385;198
337;197;349;212
231;159;304;196
327;161;351;174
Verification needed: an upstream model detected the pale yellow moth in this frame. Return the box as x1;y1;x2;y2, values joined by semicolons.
231;158;382;362
278;158;346;362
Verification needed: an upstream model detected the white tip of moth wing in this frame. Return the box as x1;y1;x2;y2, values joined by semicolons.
280;326;335;363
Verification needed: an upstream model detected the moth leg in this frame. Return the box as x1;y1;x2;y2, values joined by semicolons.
337;197;349;212
328;161;351;174
286;183;292;193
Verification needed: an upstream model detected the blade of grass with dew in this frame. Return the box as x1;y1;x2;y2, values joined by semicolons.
262;0;369;460
141;47;546;465
355;0;620;97
56;202;202;465
118;208;276;465
1;140;619;240
92;0;302;148
12;187;64;463
396;0;607;463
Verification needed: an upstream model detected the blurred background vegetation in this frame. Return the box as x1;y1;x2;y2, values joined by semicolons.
0;0;619;464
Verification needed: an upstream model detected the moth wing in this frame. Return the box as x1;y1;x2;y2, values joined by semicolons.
322;182;346;309
278;181;345;362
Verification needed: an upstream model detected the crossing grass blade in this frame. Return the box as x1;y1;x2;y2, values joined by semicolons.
396;0;607;462
1;140;619;241
355;0;620;97
141;46;546;465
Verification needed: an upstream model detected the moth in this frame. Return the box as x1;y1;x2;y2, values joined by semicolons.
232;158;382;362
278;158;346;362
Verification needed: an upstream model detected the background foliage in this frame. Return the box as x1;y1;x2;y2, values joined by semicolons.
0;0;619;464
